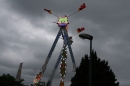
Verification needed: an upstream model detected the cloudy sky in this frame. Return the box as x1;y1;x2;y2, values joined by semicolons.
0;0;130;86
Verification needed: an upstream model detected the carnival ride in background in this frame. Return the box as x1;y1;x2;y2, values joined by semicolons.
33;3;86;86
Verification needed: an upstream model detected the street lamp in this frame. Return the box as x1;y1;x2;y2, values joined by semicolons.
79;33;93;86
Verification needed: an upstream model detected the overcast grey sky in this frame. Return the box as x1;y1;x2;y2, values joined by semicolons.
0;0;130;86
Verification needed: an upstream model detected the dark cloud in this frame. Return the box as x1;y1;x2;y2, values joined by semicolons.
0;0;130;86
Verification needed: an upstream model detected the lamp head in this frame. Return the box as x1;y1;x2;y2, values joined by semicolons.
79;33;93;40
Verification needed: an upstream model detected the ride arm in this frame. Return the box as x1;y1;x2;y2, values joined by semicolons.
63;28;76;72
46;45;63;86
41;29;62;78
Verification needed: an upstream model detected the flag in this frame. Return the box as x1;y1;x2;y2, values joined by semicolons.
77;27;85;33
78;3;86;11
44;8;52;14
81;27;85;31
15;63;23;81
77;28;81;33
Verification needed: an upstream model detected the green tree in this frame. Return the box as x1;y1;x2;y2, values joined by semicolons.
70;50;120;86
0;73;25;86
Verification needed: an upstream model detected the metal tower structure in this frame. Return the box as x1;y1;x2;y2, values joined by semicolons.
33;3;86;86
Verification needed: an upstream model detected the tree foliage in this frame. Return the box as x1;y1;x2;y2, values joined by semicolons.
70;50;120;86
0;73;25;86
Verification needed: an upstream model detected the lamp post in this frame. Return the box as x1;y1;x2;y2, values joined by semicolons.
79;33;93;86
